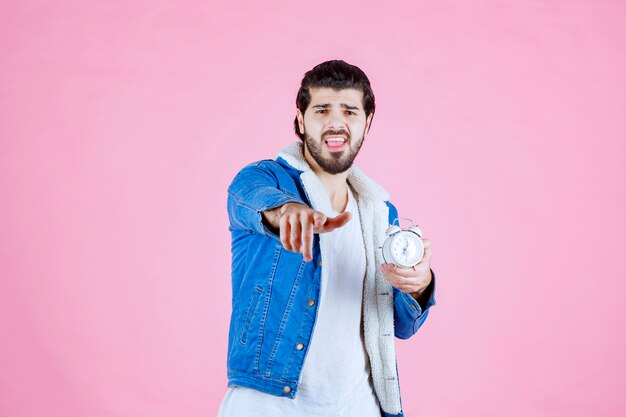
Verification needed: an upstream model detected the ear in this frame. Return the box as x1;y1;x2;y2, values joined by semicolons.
296;108;305;134
365;112;374;134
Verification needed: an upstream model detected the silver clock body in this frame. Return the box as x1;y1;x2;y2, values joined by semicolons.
381;225;424;268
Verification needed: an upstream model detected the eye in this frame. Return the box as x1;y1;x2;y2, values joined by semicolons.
345;111;356;115
315;109;327;114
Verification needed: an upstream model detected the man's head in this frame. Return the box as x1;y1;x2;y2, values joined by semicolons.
294;60;376;175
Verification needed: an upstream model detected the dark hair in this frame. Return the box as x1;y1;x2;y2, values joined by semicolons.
293;60;376;141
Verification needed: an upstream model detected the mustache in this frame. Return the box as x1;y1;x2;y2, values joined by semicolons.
322;130;350;139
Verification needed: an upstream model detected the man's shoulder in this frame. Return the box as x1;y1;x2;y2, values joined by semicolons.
233;157;297;177
228;157;301;191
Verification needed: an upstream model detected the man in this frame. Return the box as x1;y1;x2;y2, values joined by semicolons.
218;60;437;417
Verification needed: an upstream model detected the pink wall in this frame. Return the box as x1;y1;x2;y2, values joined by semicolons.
1;1;625;416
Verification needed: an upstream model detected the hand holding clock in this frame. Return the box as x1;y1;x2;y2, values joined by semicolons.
381;237;432;301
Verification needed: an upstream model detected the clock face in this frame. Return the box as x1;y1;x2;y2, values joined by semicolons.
391;232;424;267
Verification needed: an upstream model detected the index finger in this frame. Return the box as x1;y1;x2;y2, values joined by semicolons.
301;213;314;262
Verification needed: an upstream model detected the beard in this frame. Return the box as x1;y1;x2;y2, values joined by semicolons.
303;127;365;175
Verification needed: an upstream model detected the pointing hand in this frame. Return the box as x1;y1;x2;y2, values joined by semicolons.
263;202;351;262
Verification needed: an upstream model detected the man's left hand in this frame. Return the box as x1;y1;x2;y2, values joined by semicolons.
381;238;432;301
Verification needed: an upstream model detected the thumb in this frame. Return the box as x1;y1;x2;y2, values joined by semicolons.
320;211;352;232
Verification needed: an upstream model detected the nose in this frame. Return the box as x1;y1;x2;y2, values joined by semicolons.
326;111;347;132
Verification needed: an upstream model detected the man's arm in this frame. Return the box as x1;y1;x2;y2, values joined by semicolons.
227;161;352;261
393;270;437;340
227;161;306;241
385;200;437;340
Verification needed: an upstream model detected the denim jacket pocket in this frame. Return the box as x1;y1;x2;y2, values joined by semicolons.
240;285;264;345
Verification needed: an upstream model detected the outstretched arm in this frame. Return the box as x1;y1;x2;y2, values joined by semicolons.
227;161;352;260
226;162;306;239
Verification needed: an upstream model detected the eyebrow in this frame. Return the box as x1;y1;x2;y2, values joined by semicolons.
311;103;361;111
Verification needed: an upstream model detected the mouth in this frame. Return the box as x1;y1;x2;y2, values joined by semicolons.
324;135;347;152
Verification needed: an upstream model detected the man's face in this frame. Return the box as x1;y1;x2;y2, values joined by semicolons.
297;87;373;175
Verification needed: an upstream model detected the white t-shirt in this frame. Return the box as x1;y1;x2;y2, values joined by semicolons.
218;185;381;417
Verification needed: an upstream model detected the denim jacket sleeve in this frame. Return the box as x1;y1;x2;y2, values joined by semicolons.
385;201;437;340
227;161;307;241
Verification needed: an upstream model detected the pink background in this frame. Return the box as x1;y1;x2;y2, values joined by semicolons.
1;1;625;416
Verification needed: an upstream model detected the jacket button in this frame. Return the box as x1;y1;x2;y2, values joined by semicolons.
295;342;304;350
307;299;315;307
283;386;292;394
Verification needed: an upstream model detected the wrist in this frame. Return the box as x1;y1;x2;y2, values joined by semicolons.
411;289;425;302
263;203;299;230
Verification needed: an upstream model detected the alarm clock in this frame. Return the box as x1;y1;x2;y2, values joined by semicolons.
381;219;424;268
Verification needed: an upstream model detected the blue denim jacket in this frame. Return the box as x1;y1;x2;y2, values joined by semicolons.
225;142;436;417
